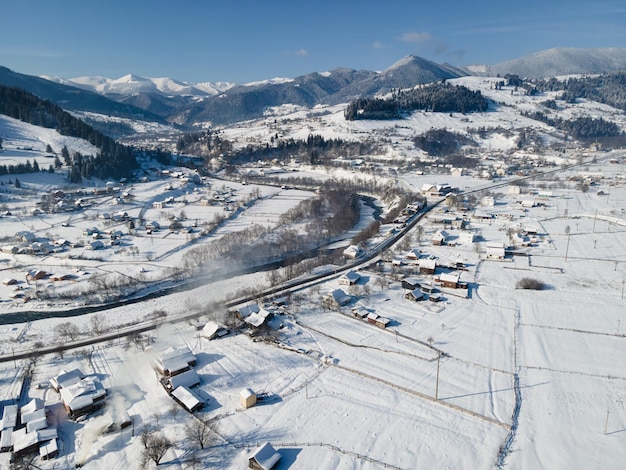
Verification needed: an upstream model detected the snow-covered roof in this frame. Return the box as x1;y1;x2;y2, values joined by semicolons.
157;345;196;374
20;398;43;420
0;404;18;430
59;376;106;412
238;303;261;319
240;388;255;400
249;442;281;470
440;272;461;283
50;368;84;391
168;369;200;389
171;386;203;412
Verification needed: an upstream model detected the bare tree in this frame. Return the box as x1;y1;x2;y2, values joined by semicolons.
90;314;107;336
141;429;173;467
184;419;218;450
54;322;80;342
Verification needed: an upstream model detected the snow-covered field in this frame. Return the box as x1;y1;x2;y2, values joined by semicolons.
1;81;626;469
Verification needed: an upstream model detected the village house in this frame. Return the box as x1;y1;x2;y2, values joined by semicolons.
352;306;373;319
431;230;448;246
342;244;362;259
50;369;84;392
404;289;425;302
338;270;360;286
404;248;422;262
201;320;229;340
323;289;352;308
418;258;437;275
58;376;107;418
367;312;391;329
401;278;421;290
459;231;476;244
439;272;462;289
154;346;197;377
486;242;506;260
248;442;281;470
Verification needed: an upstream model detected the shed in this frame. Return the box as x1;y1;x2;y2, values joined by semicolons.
248;442;281;470
39;438;58;460
0;404;18;430
166;369;200;391
171;386;203;412
0;429;12;452
240;388;257;409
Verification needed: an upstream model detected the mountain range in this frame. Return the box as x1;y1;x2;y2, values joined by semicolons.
2;47;626;129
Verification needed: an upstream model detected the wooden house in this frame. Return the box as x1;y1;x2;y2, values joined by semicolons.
401;278;421;290
339;270;360;286
431;230;448;246
404;289;425;302
418;258;437;275
439;272;461;289
248;442;281;470
155;346;197;377
366;312;391;329
323;289;352;308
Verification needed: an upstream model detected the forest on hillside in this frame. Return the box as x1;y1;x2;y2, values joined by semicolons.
344;82;489;121
0;84;137;180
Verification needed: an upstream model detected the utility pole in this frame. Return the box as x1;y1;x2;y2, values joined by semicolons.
604;410;610;434
565;233;571;262
435;352;442;401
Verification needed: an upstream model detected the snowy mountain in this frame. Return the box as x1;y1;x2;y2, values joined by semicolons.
43;73;235;97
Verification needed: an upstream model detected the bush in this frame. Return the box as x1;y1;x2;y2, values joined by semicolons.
515;277;547;290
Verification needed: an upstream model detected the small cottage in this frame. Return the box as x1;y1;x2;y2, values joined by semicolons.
248;442;281;470
339;270;360;286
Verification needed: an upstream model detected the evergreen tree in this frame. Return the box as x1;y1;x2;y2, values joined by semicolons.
14;178;21;188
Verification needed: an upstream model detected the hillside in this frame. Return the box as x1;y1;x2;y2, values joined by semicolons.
0;66;166;125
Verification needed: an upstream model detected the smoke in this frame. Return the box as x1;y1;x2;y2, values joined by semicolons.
74;390;133;466
75;414;111;466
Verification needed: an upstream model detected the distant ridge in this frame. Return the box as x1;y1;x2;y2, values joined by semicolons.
485;47;626;78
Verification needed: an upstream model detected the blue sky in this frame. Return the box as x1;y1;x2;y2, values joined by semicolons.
1;0;625;83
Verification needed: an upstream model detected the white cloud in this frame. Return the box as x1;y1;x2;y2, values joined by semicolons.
400;31;432;44
372;41;385;49
293;48;309;57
